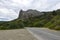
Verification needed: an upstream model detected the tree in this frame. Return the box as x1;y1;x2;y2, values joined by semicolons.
52;11;57;16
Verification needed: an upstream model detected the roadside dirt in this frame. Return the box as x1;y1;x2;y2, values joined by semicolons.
0;29;37;40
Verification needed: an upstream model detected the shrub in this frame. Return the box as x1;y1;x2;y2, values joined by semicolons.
0;26;8;30
48;24;56;29
54;26;60;30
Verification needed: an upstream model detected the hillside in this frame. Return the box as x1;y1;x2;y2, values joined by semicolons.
0;9;60;30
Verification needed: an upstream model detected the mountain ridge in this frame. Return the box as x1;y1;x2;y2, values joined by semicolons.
0;9;60;30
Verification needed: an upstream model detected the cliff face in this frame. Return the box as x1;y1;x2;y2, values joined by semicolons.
18;9;44;19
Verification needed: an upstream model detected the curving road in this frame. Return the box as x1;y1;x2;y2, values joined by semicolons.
27;28;60;40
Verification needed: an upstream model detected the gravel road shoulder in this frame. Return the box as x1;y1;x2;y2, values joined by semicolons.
0;29;37;40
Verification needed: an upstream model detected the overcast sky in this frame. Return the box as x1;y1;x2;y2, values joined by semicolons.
0;0;60;21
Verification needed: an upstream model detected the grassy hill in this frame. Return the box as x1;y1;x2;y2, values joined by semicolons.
0;9;60;30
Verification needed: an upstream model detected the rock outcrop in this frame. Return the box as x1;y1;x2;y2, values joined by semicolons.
18;9;44;19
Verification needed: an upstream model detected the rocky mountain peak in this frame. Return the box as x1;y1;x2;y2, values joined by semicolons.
18;9;44;19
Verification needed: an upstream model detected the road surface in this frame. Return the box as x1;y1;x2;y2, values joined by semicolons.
27;28;60;40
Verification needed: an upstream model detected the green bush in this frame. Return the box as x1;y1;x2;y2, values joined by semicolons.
0;26;8;30
44;22;52;27
54;26;60;30
48;24;56;29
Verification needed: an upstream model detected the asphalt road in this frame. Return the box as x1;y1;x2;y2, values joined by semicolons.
27;28;60;40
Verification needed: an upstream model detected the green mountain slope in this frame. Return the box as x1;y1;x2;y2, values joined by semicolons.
0;9;60;30
44;15;60;30
22;9;60;30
